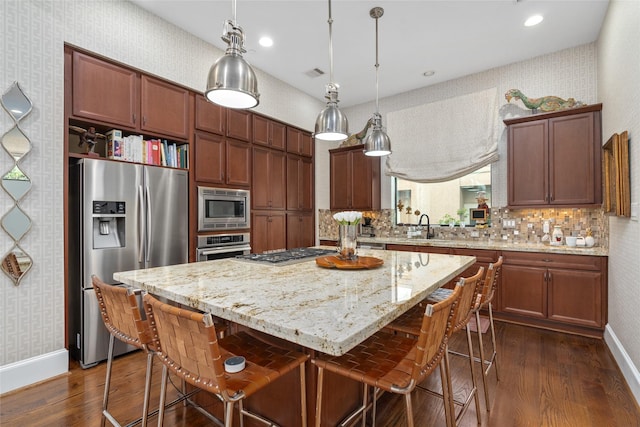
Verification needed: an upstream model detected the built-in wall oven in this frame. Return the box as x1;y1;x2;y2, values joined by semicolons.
198;186;250;231
196;233;251;262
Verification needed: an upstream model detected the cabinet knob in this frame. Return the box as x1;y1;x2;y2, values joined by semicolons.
143;116;147;126
132;113;136;124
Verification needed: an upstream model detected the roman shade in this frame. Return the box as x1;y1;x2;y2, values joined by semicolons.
386;87;500;183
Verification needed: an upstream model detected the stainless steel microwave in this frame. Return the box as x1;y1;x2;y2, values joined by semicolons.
197;186;250;231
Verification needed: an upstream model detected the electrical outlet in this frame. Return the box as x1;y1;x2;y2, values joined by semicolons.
514;230;519;235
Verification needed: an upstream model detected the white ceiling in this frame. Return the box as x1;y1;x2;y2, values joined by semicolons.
131;0;609;108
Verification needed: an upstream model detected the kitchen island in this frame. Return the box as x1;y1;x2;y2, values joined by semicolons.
114;248;475;426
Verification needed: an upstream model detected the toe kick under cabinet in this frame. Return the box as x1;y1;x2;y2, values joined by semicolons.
498;251;607;337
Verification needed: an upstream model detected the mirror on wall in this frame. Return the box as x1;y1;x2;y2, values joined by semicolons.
1;82;34;285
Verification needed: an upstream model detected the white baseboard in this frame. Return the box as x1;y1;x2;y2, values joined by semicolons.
0;349;68;395
604;324;640;406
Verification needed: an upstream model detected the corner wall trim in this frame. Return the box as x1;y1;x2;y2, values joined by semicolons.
0;349;68;395
604;324;640;406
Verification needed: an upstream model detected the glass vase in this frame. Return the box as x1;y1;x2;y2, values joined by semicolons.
338;224;358;260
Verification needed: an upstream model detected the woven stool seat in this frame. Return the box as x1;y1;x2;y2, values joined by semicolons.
143;293;309;427
313;283;462;427
385;267;485;426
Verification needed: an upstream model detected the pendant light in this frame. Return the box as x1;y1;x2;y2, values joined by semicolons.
314;0;349;141
205;0;259;109
364;7;391;157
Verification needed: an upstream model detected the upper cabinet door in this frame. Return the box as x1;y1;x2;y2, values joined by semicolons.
227;109;252;142
286;127;314;157
140;75;190;140
253;115;286;150
548;113;596;205
508;120;549;206
195;95;226;135
72;51;138;128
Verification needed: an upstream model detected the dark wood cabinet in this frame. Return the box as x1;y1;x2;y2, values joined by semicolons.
195;94;225;135
287;127;313;157
506;104;602;207
287;212;315;249
287;155;313;211
499;251;606;335
330;145;380;210
252;147;286;210
252;211;287;254
71;51;138;128
254;115;286;150
71;51;191;140
194;133;250;187
140;75;190;139
226;109;252;142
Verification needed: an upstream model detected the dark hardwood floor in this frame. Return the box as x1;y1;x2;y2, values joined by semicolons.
1;321;639;426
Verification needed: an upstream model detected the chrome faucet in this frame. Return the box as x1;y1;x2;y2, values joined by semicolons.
418;214;435;239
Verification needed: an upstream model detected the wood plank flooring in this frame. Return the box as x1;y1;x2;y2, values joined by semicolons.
1;321;639;426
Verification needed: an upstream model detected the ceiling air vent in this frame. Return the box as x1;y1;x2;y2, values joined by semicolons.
305;68;325;78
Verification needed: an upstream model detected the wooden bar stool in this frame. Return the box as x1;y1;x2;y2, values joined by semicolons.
142;293;309;427
92;275;156;427
312;282;463;427
385;268;485;426
471;256;503;410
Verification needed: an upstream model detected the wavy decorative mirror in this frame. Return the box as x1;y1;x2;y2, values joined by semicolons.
1;82;33;285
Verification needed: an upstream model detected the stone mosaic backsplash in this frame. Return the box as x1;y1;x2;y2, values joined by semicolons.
319;207;608;248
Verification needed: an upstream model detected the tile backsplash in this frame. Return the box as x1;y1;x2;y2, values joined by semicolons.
319;207;608;248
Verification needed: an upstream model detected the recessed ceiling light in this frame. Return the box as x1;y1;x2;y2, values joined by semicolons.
524;15;544;27
423;70;435;77
258;36;273;47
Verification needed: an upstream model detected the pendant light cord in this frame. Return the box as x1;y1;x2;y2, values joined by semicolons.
232;0;237;25
374;14;380;114
328;0;335;88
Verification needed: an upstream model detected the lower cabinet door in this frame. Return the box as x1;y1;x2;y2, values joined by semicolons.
547;268;603;328
501;264;547;319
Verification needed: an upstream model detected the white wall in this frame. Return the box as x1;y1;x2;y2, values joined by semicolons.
597;0;640;404
0;0;320;393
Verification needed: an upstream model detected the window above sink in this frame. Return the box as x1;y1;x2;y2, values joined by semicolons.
393;165;492;227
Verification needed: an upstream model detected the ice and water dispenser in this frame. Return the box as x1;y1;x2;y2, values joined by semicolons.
92;201;126;249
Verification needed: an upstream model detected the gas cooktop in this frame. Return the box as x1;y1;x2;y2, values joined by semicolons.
235;247;336;266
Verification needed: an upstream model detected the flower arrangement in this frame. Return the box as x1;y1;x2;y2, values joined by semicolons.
333;211;363;225
333;211;362;260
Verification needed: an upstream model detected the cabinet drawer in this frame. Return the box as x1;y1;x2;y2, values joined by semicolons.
451;248;499;264
502;251;602;271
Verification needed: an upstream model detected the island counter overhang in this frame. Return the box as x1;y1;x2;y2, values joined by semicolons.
113;248;476;356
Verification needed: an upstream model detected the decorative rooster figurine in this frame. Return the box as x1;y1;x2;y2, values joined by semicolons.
505;89;583;112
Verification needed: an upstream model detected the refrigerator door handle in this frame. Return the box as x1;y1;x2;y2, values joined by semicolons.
145;184;152;263
138;185;144;263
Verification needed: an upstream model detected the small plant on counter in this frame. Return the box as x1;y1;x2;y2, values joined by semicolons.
439;213;459;226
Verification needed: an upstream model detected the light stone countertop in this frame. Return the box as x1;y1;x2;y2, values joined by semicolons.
349;236;608;257
114;248;475;356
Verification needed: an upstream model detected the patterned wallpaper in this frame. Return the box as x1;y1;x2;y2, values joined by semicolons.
0;0;321;370
1;1;66;365
597;0;640;397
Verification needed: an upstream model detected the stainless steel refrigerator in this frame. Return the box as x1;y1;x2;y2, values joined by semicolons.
68;158;188;368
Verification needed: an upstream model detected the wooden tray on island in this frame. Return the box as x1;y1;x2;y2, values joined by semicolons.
316;255;384;270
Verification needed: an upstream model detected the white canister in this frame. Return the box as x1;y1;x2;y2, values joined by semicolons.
551;226;563;246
